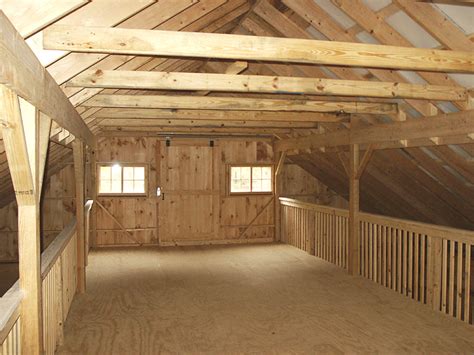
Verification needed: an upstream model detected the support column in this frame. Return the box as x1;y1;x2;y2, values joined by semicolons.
274;150;286;242
73;140;86;293
89;149;97;249
348;143;360;275
0;85;51;354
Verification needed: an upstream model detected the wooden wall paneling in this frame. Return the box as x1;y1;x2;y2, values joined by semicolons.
158;142;216;243
279;162;347;207
219;141;275;242
95;137;158;246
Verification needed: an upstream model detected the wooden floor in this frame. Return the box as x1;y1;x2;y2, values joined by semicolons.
58;244;474;354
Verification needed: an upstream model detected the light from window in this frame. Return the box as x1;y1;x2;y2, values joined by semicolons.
230;166;272;193
99;164;146;194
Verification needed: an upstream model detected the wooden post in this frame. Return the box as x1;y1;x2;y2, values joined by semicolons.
348;143;360;275
0;85;51;354
274;150;286;242
73;140;86;293
89;149;97;249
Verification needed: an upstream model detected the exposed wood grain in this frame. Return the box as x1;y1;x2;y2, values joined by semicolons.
84;94;397;114
43;24;474;73
93;107;345;123
69;70;467;101
276;110;474;153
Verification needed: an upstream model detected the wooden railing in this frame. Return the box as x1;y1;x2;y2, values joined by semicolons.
280;198;473;324
359;212;472;323
0;282;21;355
281;198;349;269
0;218;78;355
41;218;77;355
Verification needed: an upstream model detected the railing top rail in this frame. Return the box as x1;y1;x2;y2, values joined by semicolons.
279;197;349;217
0;280;21;343
41;217;77;279
279;197;474;244
359;211;474;244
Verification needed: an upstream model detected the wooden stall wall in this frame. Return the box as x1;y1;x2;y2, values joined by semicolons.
95;137;159;246
280;163;348;208
95;137;276;246
0;164;76;262
219;140;275;243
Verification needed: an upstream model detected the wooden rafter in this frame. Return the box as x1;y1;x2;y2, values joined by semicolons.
68;70;467;101
84;94;398;114
97;118;319;129
91;108;347;123
43;24;474;73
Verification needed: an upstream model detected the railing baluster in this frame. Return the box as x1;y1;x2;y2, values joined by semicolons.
456;242;464;320
449;240;456;316
464;244;471;323
278;198;473;325
442;239;448;314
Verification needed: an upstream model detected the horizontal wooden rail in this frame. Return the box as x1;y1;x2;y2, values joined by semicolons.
0;207;82;355
280;197;473;325
280;197;349;217
0;282;21;353
41;217;78;355
41;218;77;279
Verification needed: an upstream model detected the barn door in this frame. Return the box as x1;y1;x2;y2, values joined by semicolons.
157;141;218;244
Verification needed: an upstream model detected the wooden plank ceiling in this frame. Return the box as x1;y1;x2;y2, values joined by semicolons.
0;0;473;230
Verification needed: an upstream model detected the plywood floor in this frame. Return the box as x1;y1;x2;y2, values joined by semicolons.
58;244;474;354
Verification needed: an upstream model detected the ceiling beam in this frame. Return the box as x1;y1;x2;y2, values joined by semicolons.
0;12;95;147
276;110;474;153
91;108;347;123
97;118;319;129
68;70;467;101
43;24;474;73
83;94;397;114
99;126;296;135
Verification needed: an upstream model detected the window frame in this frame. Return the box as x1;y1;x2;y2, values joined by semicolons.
97;162;149;197
227;164;274;196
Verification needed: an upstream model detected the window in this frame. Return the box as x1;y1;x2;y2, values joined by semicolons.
98;164;147;195
230;165;273;194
